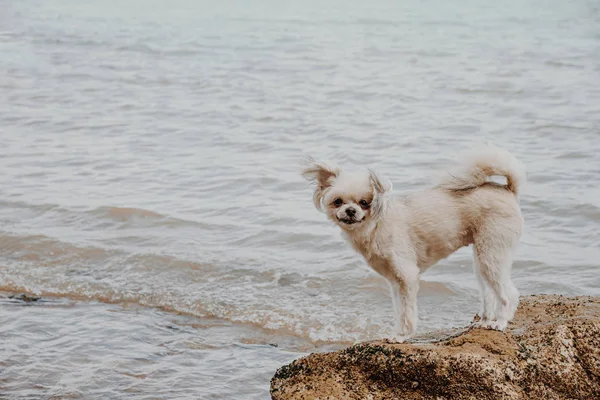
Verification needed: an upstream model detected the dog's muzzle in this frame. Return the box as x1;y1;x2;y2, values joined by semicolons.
338;216;364;225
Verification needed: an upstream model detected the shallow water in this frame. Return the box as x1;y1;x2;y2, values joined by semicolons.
1;0;599;398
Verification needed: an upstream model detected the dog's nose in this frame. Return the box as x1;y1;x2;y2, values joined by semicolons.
346;208;356;217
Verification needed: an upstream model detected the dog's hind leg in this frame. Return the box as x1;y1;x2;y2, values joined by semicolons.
473;235;520;331
472;251;497;327
504;274;520;320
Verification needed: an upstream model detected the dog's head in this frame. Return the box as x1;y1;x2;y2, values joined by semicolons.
302;159;392;231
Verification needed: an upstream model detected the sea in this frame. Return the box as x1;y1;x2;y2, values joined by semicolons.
1;0;599;398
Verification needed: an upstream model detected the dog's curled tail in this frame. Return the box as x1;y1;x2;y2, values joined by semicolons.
437;145;526;195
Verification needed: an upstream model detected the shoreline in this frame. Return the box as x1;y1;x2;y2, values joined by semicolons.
0;290;305;399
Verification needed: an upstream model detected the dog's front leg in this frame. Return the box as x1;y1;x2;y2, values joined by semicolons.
387;264;420;342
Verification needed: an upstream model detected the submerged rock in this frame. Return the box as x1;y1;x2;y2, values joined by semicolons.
271;295;600;400
8;293;41;302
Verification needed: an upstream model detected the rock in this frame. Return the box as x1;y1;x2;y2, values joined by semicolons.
271;295;600;400
8;293;41;302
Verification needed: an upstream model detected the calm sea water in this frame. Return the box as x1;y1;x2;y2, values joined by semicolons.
1;0;599;398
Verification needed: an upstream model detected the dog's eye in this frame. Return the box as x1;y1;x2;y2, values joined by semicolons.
332;198;343;207
359;200;370;209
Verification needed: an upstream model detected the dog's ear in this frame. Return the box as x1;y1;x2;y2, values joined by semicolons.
302;158;340;211
368;169;392;220
369;169;392;194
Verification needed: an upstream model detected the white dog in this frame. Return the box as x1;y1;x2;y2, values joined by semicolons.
303;146;525;341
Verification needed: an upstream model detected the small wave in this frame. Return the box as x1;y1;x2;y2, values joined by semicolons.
0;199;212;230
29;33;202;57
545;60;585;69
87;206;217;230
555;151;594;160
420;280;455;296
523;200;600;222
115;43;203;57
572;203;600;221
93;206;165;221
359;275;455;296
0;232;115;265
528;123;588;132
0;284;353;347
0;199;63;213
0;232;331;339
0;231;393;343
30;35;110;49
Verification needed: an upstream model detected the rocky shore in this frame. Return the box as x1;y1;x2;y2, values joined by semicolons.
271;295;600;400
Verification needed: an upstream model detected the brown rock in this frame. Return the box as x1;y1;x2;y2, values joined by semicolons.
271;295;600;400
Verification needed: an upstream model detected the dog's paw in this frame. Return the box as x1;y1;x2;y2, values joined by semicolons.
383;334;410;344
473;319;507;331
487;320;507;331
471;319;490;329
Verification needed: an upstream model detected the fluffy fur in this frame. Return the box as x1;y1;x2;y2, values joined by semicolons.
303;145;525;341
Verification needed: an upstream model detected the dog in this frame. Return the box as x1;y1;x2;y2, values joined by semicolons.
302;145;525;342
